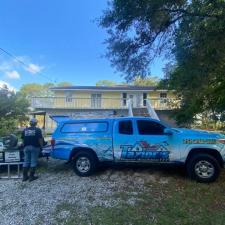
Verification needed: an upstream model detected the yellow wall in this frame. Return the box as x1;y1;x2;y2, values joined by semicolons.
148;90;176;99
51;90;177;109
101;92;121;108
53;90;176;99
52;91;122;108
147;91;177;109
53;91;91;108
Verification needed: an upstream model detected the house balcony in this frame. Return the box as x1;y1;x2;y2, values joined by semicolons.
30;97;180;110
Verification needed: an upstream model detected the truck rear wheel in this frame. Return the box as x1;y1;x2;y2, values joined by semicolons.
72;151;97;177
187;153;220;183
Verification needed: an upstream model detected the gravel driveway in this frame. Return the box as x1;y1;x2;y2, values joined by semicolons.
0;159;170;225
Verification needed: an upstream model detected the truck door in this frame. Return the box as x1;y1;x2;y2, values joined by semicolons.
133;119;177;162
113;119;137;161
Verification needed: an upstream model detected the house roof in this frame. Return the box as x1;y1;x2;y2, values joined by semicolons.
50;85;159;92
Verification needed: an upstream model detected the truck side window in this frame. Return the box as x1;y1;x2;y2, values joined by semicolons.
137;120;165;135
61;122;108;133
119;120;133;135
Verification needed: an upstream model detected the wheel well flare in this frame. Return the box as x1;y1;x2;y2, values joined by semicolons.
186;148;223;168
69;147;98;161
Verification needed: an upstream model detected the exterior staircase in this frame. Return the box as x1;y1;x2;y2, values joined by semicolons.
127;99;177;127
131;108;177;127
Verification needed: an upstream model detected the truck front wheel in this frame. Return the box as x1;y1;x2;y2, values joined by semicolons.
72;151;97;177
187;153;220;183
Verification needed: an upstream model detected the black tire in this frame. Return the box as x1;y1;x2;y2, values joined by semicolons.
72;151;97;177
186;153;220;183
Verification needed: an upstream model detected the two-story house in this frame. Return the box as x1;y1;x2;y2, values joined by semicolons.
30;85;179;132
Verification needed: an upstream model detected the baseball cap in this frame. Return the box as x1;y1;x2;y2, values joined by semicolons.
30;118;38;124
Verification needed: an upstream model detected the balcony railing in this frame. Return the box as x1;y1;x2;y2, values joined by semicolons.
30;97;180;110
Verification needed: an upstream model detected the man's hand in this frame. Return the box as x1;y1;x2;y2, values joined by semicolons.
39;138;44;148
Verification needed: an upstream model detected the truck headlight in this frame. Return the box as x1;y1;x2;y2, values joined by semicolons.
218;139;225;144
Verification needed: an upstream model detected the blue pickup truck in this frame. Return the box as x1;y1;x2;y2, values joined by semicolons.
44;116;225;183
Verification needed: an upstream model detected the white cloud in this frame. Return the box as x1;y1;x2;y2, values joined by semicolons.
5;70;20;79
25;63;43;74
0;80;16;92
0;55;44;78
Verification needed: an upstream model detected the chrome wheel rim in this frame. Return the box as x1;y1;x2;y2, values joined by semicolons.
76;157;90;173
195;160;214;179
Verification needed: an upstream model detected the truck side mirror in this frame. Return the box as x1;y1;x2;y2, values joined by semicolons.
164;128;173;135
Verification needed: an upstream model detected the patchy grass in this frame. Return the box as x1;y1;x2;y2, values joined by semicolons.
50;169;225;225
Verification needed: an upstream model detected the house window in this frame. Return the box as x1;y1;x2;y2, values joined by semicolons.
143;93;147;106
119;120;133;135
160;92;167;104
137;120;165;135
91;93;102;108
160;93;167;98
65;91;73;102
122;93;127;106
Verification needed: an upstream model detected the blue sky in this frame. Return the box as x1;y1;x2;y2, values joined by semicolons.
0;0;165;90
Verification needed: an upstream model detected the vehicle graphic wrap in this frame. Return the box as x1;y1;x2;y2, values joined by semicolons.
84;139;113;160
43;117;225;166
50;137;113;161
120;141;170;161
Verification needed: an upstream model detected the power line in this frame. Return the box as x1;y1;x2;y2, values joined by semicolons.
0;47;55;83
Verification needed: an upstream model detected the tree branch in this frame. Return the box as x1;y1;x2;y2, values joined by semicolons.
161;8;222;19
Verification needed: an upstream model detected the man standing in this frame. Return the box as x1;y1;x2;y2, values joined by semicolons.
21;118;43;182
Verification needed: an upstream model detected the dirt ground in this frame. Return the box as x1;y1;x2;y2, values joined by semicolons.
0;159;225;225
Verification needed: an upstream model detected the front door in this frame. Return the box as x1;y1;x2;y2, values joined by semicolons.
91;94;102;108
133;119;179;162
128;93;138;107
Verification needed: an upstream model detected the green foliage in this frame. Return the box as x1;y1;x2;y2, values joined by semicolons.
57;82;73;87
20;82;74;97
167;1;225;125
100;0;189;81
100;0;225;125
0;89;29;136
0;118;17;137
96;77;159;86
20;83;54;97
96;80;117;86
133;76;159;86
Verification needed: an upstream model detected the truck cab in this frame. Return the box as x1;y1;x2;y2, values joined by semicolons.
45;117;225;183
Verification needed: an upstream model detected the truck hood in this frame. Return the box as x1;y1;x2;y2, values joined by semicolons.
172;128;224;138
